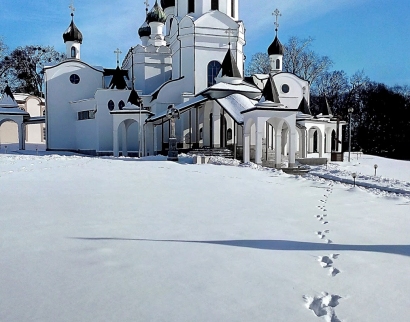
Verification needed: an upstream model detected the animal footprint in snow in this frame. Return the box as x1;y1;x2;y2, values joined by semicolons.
318;256;333;267
316;231;326;239
303;292;342;321
322;221;329;225
329;267;340;277
325;239;333;244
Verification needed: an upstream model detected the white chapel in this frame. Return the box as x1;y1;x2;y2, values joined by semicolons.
39;0;345;168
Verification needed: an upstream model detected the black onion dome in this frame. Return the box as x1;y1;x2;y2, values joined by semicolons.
160;0;175;9
138;21;151;37
268;36;284;56
63;14;83;44
146;0;166;24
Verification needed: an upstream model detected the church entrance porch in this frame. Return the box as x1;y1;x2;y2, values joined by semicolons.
111;110;152;157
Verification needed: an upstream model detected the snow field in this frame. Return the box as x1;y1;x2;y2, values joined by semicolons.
1;152;410;321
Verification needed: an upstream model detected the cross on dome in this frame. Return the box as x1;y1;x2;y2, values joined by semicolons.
273;8;281;36
69;1;76;17
225;29;235;49
114;48;122;67
144;0;150;14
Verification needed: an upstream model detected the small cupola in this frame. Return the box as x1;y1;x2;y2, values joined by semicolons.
147;0;166;46
138;21;151;46
268;9;284;74
146;0;166;24
63;10;83;59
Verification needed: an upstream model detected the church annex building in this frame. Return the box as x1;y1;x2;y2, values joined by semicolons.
39;0;345;168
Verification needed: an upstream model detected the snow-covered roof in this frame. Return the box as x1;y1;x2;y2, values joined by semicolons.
0;86;30;116
216;94;257;124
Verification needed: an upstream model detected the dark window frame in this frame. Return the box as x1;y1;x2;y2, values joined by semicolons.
70;74;80;84
188;0;195;13
211;0;219;10
207;61;222;87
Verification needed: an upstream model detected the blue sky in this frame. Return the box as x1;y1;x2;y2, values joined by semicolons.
1;0;409;86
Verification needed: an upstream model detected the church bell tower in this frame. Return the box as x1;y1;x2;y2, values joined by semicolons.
62;5;83;60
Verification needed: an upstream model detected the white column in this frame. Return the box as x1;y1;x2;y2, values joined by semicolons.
255;119;263;165
244;132;250;163
113;121;119;157
319;130;324;158
301;130;307;158
275;130;282;168
121;122;128;157
288;128;297;168
19;122;26;150
212;105;221;148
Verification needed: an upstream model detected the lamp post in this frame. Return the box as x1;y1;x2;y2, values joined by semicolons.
352;172;357;187
374;164;378;176
348;107;354;162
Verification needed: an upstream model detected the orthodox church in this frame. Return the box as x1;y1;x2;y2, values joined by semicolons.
41;0;345;168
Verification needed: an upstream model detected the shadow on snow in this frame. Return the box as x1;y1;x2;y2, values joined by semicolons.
69;237;410;257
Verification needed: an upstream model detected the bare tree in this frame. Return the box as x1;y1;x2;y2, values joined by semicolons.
283;36;333;83
3;45;65;96
246;36;332;83
246;52;270;76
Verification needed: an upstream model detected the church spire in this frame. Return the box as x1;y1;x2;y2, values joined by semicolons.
63;2;83;59
268;8;284;73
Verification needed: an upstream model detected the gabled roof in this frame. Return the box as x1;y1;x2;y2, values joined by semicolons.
107;67;129;90
260;77;280;103
63;14;83;44
220;49;242;78
298;97;311;115
0;85;29;116
127;89;142;106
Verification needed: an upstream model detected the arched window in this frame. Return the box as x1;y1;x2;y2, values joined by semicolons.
211;0;219;10
207;61;221;87
71;46;76;58
118;100;125;110
188;0;195;13
276;59;280;70
227;128;232;141
108;100;115;111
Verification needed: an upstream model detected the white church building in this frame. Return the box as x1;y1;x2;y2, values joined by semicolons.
41;0;345;168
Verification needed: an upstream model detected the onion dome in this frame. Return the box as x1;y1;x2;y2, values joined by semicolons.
160;0;175;9
146;0;166;24
63;14;83;44
138;20;151;37
268;36;284;56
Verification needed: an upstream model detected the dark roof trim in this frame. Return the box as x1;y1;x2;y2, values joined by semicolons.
44;59;104;73
150;76;184;102
241;107;298;114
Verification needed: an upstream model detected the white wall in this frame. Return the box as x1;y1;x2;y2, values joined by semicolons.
45;60;103;150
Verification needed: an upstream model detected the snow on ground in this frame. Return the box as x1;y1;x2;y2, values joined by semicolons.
1;149;410;322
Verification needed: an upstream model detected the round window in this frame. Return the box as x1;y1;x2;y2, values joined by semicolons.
70;74;80;84
118;100;125;110
108;100;115;111
282;84;290;93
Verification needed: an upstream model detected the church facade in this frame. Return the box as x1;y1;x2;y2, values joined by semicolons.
42;0;345;168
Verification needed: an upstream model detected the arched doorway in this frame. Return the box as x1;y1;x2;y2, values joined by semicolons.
0;120;19;151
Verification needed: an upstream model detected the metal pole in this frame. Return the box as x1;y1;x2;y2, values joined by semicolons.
139;103;142;158
348;112;352;162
